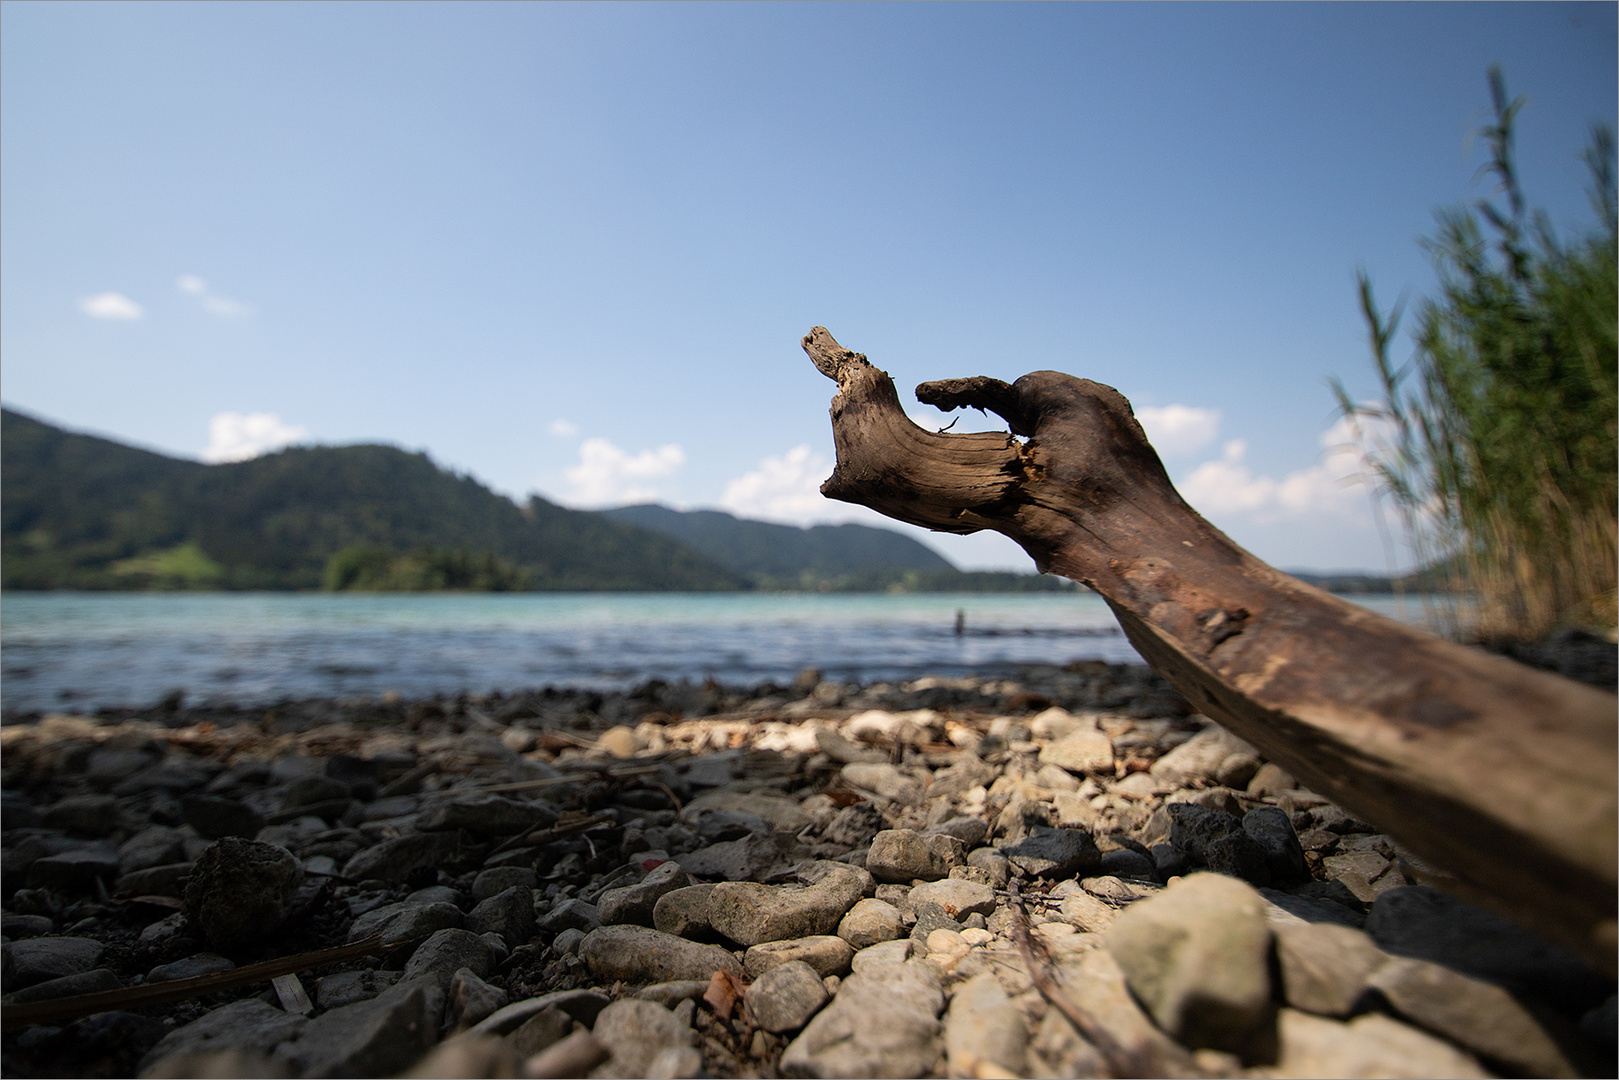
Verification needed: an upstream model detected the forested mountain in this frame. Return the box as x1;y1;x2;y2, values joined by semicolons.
604;504;1073;593
1;408;742;591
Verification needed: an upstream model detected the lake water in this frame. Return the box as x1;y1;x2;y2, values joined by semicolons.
0;591;1445;713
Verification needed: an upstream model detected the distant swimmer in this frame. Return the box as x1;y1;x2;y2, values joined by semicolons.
954;609;965;637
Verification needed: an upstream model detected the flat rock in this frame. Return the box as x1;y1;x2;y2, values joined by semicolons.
850;939;913;972
43;794;121;836
1151;725;1254;785
590;998;697;1079
675;833;781;882
1039;730;1115;775
118;826;188;873
342;830;463;884
744;936;855;979
599;861;691;926
1057;890;1118;933
1;936;106;990
708;864;864;947
138;999;309;1075
1366;885;1608;1009
315;968;403;1010
415;794;551;837
1368;955;1578;1077
842;762;926;805
684;789;816;837
182;838;303;949
1001;827;1100;879
781;960;944;1078
866;829;961;883
1273;922;1387;1016
837;898;904;949
746;959;829;1033
579;924;742;983
907;879;996;920
348;900;465;943
1106;872;1273;1054
944;973;1028;1079
25;845;122;892
401;928;503;989
537;897;601;936
277;975;445;1077
1270;1007;1489;1078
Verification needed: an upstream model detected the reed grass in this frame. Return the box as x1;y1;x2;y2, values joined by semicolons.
1336;68;1617;643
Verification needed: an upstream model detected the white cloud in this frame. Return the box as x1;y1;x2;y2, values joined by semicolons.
177;273;251;317
1136;404;1221;457
1177;418;1370;523
202;411;308;463
564;437;684;506
78;292;144;320
719;444;840;525
548;418;579;438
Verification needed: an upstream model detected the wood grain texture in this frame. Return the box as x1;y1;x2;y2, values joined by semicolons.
803;326;1617;973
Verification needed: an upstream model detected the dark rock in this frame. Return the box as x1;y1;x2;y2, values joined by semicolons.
25;845;121;891
282;774;352;811
180;794;266;841
1002;827;1101;879
1151;842;1192;878
450;967;509;1028
924;815;990;848
148;952;236;982
316;968;403;1009
1167;802;1242;863
1203;831;1272;885
1;936;105;989
401;928;503;989
1259;887;1366;928
910;902;962;943
182;837;303;949
342;830;462;883
137;999;307;1074
1;966;121;1004
1097;848;1158;880
472;866;537;900
415;794;552;837
348;899;464;943
822;803;886;848
116;862;192;897
578;924;743;983
674;833;781;881
467;885;538;948
117;825;188;873
598;861;691;927
1366;886;1609;1010
536;897;601;936
0;914;53;939
277;975;444;1077
43;794;121;837
324;754;381;800
1243;806;1308;882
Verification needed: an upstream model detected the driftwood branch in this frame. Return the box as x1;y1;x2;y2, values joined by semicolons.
803;326;1617;973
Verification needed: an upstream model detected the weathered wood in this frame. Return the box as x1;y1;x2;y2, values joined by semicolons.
803;326;1617;973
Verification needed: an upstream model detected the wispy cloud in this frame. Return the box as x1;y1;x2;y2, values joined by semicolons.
548;418;580;438
721;444;838;525
564;437;684;505
1136;404;1221;457
202;411;308;463
78;292;144;320
1177;417;1370;523
178;274;251;317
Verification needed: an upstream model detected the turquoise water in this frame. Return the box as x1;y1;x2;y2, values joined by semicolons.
0;590;1444;713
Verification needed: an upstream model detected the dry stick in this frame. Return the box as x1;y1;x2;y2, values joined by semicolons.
1004;879;1155;1080
486;810;620;858
471;764;664;796
1;934;396;1029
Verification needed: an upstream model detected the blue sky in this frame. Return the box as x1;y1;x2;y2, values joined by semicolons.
3;1;1614;572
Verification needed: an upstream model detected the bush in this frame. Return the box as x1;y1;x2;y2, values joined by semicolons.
1337;67;1617;642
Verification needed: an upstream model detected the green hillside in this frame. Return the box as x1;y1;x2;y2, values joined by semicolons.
603;504;1073;593
1;408;743;591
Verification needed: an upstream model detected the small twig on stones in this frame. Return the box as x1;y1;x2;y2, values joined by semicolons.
1005;878;1154;1080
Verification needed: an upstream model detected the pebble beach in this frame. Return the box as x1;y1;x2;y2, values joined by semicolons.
2;661;1614;1078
